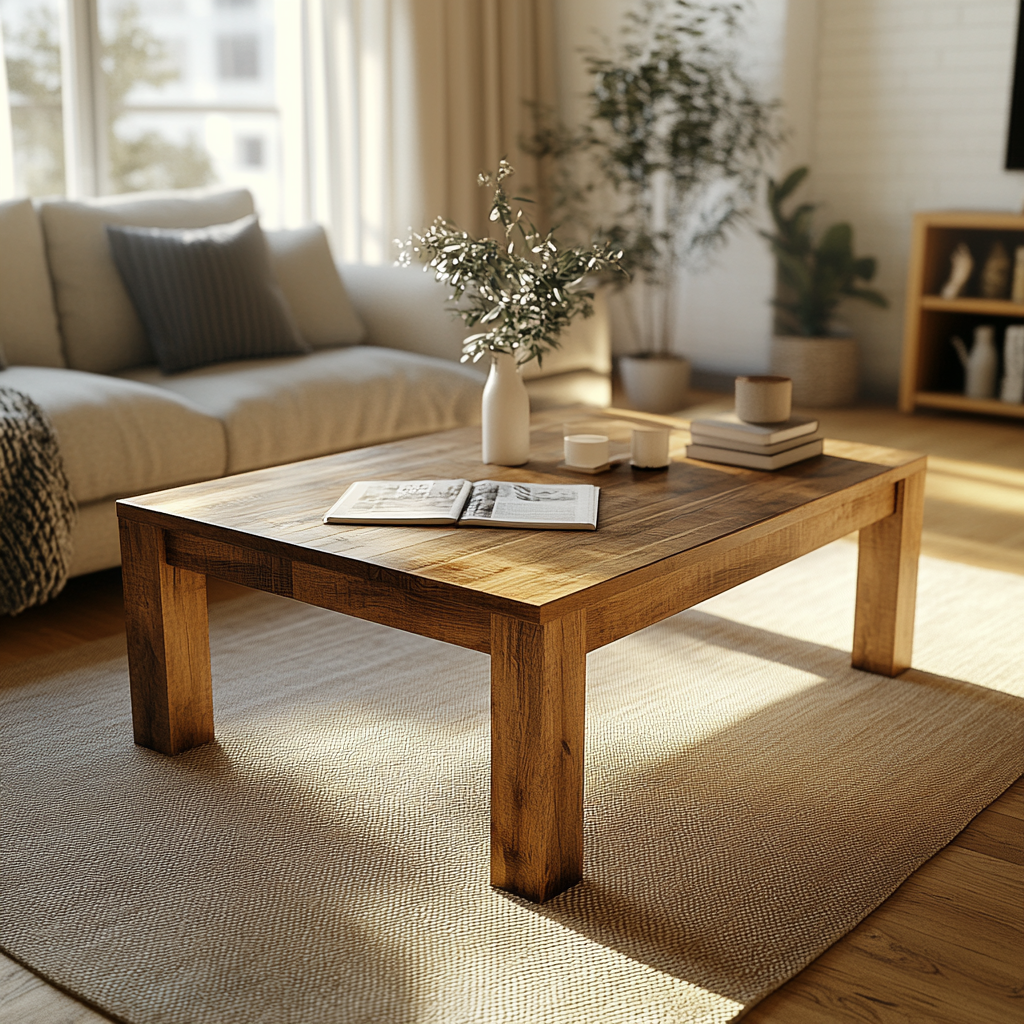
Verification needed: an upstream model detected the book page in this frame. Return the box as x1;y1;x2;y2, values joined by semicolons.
460;481;598;528
324;480;470;523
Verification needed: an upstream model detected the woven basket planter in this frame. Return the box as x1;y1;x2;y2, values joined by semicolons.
619;354;692;414
770;336;859;408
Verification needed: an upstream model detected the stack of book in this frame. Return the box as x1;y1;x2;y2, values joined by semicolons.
686;413;823;470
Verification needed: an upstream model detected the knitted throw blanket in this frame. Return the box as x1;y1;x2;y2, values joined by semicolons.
0;386;77;615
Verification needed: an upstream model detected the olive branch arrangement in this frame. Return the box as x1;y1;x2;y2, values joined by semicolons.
398;160;625;367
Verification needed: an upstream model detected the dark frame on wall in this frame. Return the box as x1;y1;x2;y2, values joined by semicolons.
1007;0;1024;169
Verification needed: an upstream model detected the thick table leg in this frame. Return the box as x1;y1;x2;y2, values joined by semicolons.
490;610;586;903
852;470;926;676
119;519;214;755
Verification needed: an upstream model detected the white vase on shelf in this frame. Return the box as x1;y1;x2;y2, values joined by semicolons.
481;351;530;465
952;325;998;400
1000;325;1024;403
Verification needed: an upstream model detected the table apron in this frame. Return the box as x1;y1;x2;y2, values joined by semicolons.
163;532;493;653
584;479;898;652
162;479;897;657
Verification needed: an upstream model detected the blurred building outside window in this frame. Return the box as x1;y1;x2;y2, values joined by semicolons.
216;32;258;79
236;132;261;167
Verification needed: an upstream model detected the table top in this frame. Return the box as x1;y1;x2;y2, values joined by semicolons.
117;408;925;614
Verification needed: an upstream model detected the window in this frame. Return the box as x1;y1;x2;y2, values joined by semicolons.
217;34;259;80
1;0;288;223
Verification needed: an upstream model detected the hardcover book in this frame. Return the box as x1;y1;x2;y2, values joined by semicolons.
688;414;819;446
688;428;824;455
323;479;599;530
685;438;824;470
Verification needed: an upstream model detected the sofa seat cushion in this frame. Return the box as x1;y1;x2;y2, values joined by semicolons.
0;367;227;504
121;347;485;474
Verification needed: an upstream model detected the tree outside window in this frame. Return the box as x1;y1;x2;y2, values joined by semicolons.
1;0;64;196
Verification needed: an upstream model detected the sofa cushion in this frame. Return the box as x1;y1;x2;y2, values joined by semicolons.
107;215;309;373
266;225;366;349
121;347;484;474
38;187;255;374
0;366;227;504
0;199;66;368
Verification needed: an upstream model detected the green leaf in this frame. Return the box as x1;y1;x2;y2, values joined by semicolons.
852;256;876;281
844;286;889;308
817;222;853;259
773;166;808;204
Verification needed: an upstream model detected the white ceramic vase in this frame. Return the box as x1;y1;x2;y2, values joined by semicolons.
952;326;998;400
482;351;530;465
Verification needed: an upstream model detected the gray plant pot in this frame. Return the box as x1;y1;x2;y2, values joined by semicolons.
770;336;859;408
619;354;692;414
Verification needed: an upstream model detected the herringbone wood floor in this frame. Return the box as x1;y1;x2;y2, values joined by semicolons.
2;399;1022;1023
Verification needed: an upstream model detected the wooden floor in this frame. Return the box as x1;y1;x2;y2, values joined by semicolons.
1;400;1022;1023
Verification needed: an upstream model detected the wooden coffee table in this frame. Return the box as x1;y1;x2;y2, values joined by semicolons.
117;409;925;903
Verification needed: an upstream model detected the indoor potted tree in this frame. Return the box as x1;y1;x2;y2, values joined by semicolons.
400;160;624;465
528;0;779;412
761;166;888;407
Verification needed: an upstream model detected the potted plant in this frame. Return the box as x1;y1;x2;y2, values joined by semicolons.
528;0;779;413
761;166;888;407
400;160;624;465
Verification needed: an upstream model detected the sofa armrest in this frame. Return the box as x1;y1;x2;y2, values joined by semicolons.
338;263;611;379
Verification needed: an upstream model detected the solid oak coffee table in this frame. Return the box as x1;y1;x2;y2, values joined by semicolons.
117;409;925;903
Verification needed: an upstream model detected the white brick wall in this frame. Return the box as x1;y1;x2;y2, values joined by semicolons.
553;0;1024;396
810;0;1022;398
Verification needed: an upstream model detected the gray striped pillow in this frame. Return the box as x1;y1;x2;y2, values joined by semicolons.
106;214;310;374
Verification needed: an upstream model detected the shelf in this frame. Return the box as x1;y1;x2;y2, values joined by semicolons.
909;211;1024;231
901;211;1024;416
920;296;1024;316
913;391;1024;418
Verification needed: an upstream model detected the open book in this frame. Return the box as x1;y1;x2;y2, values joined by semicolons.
323;480;599;530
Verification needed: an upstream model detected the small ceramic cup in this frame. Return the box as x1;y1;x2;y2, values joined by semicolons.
735;375;792;424
631;427;671;469
564;434;609;469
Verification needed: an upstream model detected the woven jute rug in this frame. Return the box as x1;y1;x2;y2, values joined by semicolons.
2;542;1022;1024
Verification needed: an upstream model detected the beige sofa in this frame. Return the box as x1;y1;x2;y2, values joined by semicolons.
0;188;611;579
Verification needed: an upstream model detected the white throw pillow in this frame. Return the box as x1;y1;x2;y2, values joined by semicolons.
38;187;255;374
0;198;66;368
265;225;366;348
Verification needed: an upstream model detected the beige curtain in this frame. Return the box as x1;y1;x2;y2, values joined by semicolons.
297;0;556;263
411;0;557;238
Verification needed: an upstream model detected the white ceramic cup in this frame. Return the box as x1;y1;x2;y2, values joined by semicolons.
735;375;792;424
564;433;609;469
630;427;670;469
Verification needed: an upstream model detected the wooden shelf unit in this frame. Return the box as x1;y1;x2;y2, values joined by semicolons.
900;210;1024;419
